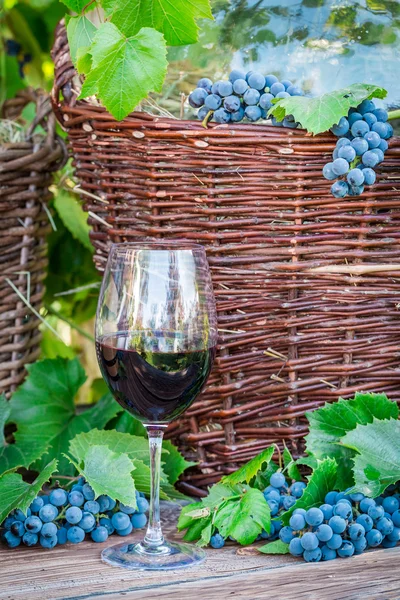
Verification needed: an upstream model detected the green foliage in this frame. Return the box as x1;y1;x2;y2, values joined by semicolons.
283;446;302;482
79;24;168;121
67;444;137;507
342;418;400;497
65;15;97;69
0;460;57;524
268;84;387;134
259;540;290;554
221;446;274;486
53;189;93;252
162;440;196;485
305;392;398;489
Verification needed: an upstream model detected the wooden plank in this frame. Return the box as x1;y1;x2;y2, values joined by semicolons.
0;503;399;600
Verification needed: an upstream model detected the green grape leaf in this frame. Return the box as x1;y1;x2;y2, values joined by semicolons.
259;540;290;555
221;446;275;486
305;392;397;489
111;411;147;437
53;190;93;252
8;358;119;476
67;444;137;507
60;0;95;13
102;0;213;46
283;446;302;482
341;418;400;497
182;514;212;543
66;14;97;68
268;84;387;135
0;459;57;523
281;458;337;525
214;487;271;545
0;395;10;449
161;440;196;485
80;23;167;121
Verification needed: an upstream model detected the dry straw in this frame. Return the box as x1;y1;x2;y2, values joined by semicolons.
52;21;400;495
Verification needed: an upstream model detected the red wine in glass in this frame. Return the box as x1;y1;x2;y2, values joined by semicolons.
95;241;217;570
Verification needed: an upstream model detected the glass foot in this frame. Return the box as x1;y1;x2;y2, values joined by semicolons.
101;539;206;571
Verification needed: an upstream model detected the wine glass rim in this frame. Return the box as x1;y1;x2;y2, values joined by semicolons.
111;240;206;251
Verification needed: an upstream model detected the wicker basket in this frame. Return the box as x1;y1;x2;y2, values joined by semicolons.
0;89;66;397
52;22;400;495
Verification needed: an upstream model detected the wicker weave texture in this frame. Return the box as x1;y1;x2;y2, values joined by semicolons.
52;22;400;495
0;89;65;397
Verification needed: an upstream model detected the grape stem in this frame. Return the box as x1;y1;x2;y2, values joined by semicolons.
388;109;400;121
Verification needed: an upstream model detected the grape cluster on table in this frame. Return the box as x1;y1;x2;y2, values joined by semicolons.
324;99;393;198
210;470;400;561
189;70;303;125
1;478;149;549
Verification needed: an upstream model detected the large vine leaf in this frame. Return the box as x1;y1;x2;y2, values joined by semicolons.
80;23;167;121
259;540;290;555
341;418;400;497
60;0;95;12
0;459;57;523
53;190;93;252
305;392;397;489
281;458;337;525
214;487;271;545
67;445;137;507
102;0;213;46
221;446;274;486
66;15;97;71
8;358;120;476
268;84;387;135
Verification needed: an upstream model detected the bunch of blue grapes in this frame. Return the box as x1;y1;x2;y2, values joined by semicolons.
1;478;149;549
188;71;303;125
324;99;393;198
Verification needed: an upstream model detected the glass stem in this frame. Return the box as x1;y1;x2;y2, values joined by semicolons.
144;426;165;548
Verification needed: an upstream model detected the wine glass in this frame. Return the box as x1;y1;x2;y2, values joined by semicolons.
95;241;217;570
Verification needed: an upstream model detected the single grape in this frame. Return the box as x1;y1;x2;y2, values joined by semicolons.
210;533;225;549
338;145;356;162
382;496;400;514
84;500;100;515
282;496;296;511
276;91;290;99
335;494;351;505
290;482;306;499
358;99;376;114
40;522;58;540
271;116;283;127
197;77;213;93
247;72;265;91
267;499;279;516
336;138;351;149
245;105;262;122
82;483;95;501
39;504;58;523
333;502;353;520
331;181;349;198
327;533;344;550
366;528;383;547
351;120;370;137
331;117;350;136
289;513;306;530
2;516;14;530
22;531;38;547
292;508;307;517
218;81;233;97
111;512;130;531
376;516;394;535
316;524;333;543
319;504;334;521
373;108;388;122
117;523;133;536
333;147;339;160
348;523;365;540
279;79;292;90
337;540;355;558
99;517;114;535
347;168;364;186
286;85;303;96
386;527;400;542
233;78;248;95
363;112;377;127
265;74;278;88
356;514;374;533
24;515;42;534
382;538;397;548
40;535;57;549
136;497;149;514
348;112;363;126
3;531;21;548
71;484;83;493
11;521;25;537
57;527;68;545
279;526;295;543
131;513;147;529
321;545;337;561
303;547;322;562
243;88;260;106
362;167;376;185
78;511;96;532
392;509;400;527
204;94;222;111
371;148;385;164
66;506;83;525
264;489;280;503
364;131;381;149
351;137;369;156
68;491;84;507
270;472;286;489
67;526;85;544
30;497;44;514
211;80;223;95
353;536;367;554
332;158;350;176
49;489;68;507
214;108;231;123
259;93;274;110
224;95;241;113
378;139;388;152
231;107;245;122
188;88;208;109
14;509;29;522
325;491;338;505
300;531;319;551
362;150;379;168
91;526;109;543
359;498;376;513
95;495;109;513
261;522;275;539
229;70;246;83
375;496;384;506
270;82;285;96
329;516;347;534
368;504;385;520
289;537;304;557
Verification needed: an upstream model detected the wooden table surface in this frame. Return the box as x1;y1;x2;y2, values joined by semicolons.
1;503;399;600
